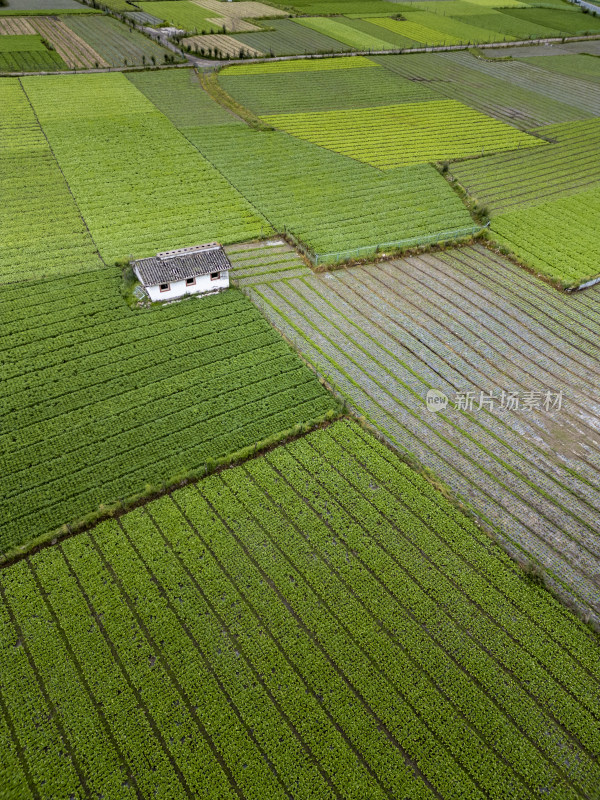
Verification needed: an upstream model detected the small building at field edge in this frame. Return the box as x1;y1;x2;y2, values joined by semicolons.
132;242;231;302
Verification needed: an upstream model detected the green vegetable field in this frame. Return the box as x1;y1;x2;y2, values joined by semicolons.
18;73;270;264
137;0;225;32
63;15;178;66
0;270;337;556
219;58;438;114
130;68;473;259
450;118;600;215
490;186;600;287
260;100;542;168
0;79;103;281
2;420;600;799
2;17;600;800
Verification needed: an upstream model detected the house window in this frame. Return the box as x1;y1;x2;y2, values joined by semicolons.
159;283;170;292
186;277;196;286
210;271;220;281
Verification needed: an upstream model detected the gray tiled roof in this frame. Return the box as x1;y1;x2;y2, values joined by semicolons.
133;245;231;287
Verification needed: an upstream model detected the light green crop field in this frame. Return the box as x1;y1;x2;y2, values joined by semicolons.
490;185;600;287
366;15;472;46
261;100;543;168
2;420;600;799
18;73;269;265
0;33;46;50
0;79;102;281
295;15;398;49
137;0;224;31
220;54;379;74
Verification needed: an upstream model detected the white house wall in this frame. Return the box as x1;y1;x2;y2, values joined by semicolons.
145;272;229;302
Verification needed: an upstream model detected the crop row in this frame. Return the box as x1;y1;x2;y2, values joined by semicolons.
1;420;599;798
64;15;177;67
18;73;270;263
450;117;600;215
0;278;338;555
376;53;592;130
232;18;354;56
0;79;103;281
490;185;600;287
226;240;311;285
219;63;437;115
244;247;600;624
435;245;600;367
448;50;600;117
261;100;542;168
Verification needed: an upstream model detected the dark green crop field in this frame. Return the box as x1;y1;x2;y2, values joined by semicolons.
2;420;600;799
0;271;337;557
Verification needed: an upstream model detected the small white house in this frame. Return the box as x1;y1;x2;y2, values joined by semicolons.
132;242;231;303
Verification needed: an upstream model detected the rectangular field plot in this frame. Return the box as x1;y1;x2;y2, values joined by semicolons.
2;419;600;799
245;244;600;625
19;73;269;263
231;18;355;55
460;10;563;39
0;44;66;70
261;100;543;168
64;14;178;66
221;54;378;74
501;6;600;35
449;118;600;215
490;185;600;288
377;52;596;129
0;274;337;556
446;51;600;118
366;14;496;45
295;15;400;49
192;127;473;259
226;239;312;287
0;79;103;281
219;62;438;115
128;67;472;259
136;0;224;32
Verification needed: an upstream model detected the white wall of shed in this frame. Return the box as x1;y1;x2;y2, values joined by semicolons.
145;272;229;302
